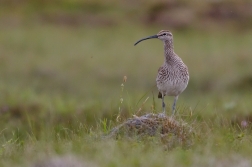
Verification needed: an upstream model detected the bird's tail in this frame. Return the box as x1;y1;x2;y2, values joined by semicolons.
158;92;162;99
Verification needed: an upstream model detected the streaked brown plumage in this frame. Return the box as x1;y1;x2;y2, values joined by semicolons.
134;30;189;115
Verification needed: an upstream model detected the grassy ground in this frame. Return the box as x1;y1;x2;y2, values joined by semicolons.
0;22;252;166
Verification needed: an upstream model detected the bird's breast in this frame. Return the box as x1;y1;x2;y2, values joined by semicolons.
156;65;189;96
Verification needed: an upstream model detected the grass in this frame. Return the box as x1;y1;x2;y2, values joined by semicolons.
0;22;252;166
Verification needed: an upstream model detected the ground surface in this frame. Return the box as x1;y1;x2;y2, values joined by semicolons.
1;1;252;166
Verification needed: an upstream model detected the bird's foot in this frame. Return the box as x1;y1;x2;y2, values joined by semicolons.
170;110;176;118
158;112;166;118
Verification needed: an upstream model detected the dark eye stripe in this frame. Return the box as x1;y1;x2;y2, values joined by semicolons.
159;33;171;36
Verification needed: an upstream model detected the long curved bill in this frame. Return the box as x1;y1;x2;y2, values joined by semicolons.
134;35;158;46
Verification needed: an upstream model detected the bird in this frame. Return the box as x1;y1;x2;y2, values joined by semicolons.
134;30;189;115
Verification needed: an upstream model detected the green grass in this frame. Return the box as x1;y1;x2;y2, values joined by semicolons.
0;23;252;166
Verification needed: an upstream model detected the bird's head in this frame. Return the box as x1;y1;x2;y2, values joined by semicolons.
134;30;173;46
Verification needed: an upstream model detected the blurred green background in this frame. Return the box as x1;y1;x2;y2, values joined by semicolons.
1;0;252;117
1;0;252;166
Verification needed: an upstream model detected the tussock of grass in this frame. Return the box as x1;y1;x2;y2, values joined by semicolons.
107;113;193;149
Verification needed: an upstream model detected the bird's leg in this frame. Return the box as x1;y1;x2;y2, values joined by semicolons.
172;96;179;115
162;93;166;114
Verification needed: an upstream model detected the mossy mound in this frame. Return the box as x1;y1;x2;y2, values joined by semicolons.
107;113;193;149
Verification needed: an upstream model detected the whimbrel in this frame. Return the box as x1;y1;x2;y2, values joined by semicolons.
134;30;189;115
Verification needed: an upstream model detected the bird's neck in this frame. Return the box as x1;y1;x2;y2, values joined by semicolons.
163;40;174;63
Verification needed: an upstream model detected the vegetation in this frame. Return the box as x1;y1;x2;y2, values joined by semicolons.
0;1;252;166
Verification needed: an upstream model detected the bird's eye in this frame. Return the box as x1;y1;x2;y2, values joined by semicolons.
162;33;166;36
